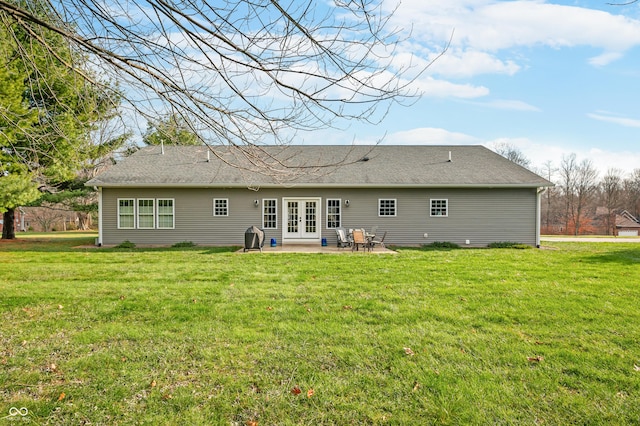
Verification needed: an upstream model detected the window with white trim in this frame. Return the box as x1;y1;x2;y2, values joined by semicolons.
213;198;229;216
157;199;175;229
326;199;341;228
118;199;135;229
378;199;396;217
263;199;277;229
430;199;448;217
137;199;155;229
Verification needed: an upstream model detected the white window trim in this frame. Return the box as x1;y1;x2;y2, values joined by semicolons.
157;198;175;229
117;198;135;229
430;198;449;217
378;198;397;217
213;198;229;217
262;198;278;229
137;198;155;229
326;198;341;228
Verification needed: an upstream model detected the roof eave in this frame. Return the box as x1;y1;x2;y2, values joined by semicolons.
88;182;553;189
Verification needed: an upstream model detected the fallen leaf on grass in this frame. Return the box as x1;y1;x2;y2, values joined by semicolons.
307;388;314;398
247;421;258;426
58;305;64;310
527;356;544;363
342;305;353;310
119;295;126;300
162;394;172;400
412;382;420;392
291;386;302;395
57;392;65;401
403;347;415;356
634;365;640;372
266;306;273;311
150;380;157;388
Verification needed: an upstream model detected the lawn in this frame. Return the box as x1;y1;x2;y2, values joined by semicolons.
1;234;639;425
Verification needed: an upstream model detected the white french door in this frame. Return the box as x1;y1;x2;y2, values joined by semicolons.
283;198;321;241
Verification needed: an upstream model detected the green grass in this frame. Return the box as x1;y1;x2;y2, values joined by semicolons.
1;234;639;424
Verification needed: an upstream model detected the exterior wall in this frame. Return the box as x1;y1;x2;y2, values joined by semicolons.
100;187;539;247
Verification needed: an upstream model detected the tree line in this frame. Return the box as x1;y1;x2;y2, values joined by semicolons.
496;145;640;236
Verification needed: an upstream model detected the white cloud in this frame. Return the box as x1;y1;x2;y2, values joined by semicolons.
413;77;490;98
422;48;521;78
469;99;540;111
381;127;481;145
587;112;640;128
384;0;640;71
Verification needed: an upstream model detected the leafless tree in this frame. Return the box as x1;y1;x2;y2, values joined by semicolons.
599;168;623;234
558;154;578;233
558;154;599;234
539;160;559;233
622;168;640;217
492;142;532;169
573;158;599;235
0;0;431;174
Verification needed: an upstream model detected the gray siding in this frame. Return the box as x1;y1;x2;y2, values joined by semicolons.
101;187;539;247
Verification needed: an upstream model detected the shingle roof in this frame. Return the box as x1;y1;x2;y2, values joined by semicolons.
86;145;553;188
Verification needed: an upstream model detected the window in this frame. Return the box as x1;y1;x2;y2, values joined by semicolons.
118;199;135;229
137;199;155;229
263;199;277;229
157;199;175;229
213;198;229;216
327;199;341;228
430;199;448;217
378;199;396;217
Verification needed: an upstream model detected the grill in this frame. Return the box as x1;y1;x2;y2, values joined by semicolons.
243;226;265;252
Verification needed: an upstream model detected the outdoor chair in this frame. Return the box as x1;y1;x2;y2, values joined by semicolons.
352;229;369;252
336;227;352;248
369;231;387;250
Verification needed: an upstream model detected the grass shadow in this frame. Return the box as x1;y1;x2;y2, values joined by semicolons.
582;246;640;265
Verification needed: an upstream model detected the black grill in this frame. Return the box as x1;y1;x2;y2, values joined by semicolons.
244;226;265;252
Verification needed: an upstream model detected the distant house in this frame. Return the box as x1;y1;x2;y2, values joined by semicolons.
616;210;640;237
86;145;553;247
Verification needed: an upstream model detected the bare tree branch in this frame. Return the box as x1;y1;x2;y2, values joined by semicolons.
0;0;432;177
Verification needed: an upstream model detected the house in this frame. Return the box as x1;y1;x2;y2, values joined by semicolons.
86;145;553;247
615;210;640;237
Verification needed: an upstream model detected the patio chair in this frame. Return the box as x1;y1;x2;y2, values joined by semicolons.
352;229;369;252
369;231;387;250
336;227;352;248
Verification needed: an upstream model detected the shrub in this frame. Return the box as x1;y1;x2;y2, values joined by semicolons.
488;241;531;249
115;240;136;249
422;241;460;250
171;241;196;248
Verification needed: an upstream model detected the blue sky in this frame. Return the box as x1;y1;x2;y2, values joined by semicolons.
309;0;640;176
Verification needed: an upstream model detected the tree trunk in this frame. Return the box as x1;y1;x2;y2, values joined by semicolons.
2;208;16;240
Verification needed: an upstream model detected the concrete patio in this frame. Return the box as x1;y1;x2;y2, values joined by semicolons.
238;244;396;254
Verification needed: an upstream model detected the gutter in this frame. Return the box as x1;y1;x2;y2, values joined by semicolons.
87;182;553;190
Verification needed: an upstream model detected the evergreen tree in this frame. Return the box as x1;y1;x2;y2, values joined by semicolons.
0;0;123;239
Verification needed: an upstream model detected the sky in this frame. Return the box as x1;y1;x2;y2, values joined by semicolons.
309;0;640;177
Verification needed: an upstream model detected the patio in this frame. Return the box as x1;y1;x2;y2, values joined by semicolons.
238;244;396;254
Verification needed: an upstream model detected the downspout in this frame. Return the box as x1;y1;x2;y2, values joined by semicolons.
536;187;547;248
97;187;103;246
